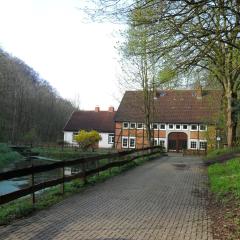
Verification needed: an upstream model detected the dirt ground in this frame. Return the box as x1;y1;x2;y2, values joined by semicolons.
208;194;240;240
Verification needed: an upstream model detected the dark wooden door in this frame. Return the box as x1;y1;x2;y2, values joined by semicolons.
168;132;187;152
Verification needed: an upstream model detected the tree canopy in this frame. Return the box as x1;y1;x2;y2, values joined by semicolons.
86;0;240;146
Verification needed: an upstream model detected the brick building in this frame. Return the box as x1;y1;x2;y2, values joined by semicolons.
114;89;222;152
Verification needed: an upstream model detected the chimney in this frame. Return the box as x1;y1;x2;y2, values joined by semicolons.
196;84;202;99
108;106;114;112
95;106;100;112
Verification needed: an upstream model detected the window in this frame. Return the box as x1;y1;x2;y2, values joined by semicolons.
153;138;158;146
200;141;207;150
129;137;136;148
159;124;166;130
123;122;129;129
199;124;207;131
191;124;198;131
72;132;78;142
175;124;181;130
137;123;143;129
122;137;128;148
153;123;158;130
108;134;115;144
168;124;174;130
190;141;197;149
159;140;165;147
130;122;136;129
182;124;188;130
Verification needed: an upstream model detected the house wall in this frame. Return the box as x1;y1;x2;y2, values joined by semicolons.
64;131;114;148
115;122;215;151
99;133;114;148
64;131;76;145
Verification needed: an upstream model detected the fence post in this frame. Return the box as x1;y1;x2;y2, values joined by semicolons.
30;157;35;205
109;157;112;175
82;162;87;185
61;161;65;195
96;159;99;177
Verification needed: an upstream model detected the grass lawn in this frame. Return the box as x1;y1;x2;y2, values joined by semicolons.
208;157;240;239
0;151;162;225
32;146;115;160
208;157;240;198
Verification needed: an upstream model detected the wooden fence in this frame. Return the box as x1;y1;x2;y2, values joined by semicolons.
0;146;162;205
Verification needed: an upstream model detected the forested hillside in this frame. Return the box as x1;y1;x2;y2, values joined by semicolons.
0;49;76;144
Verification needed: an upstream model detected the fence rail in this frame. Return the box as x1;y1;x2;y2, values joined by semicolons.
0;146;162;205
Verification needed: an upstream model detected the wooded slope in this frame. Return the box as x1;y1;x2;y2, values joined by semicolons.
0;49;75;143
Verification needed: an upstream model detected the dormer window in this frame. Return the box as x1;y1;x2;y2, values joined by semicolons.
153;123;158;130
168;124;174;130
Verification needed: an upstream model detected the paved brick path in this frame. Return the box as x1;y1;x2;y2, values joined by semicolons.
0;154;213;240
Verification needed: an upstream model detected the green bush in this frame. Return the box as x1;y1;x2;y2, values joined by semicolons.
0;143;24;168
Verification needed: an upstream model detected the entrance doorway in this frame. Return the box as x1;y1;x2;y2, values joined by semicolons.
168;132;188;152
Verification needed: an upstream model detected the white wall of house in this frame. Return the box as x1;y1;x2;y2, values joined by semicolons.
63;131;114;148
64;131;76;145
99;133;114;148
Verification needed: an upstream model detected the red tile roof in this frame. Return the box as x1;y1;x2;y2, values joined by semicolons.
63;111;116;132
115;90;222;124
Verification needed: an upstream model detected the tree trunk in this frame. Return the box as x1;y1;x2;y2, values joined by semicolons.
226;89;234;147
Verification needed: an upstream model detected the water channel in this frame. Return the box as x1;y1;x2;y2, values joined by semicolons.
0;157;62;195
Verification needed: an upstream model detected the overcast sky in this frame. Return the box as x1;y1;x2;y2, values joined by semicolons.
0;0;125;110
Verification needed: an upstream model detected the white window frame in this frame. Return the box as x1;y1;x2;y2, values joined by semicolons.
108;134;115;144
168;124;174;130
122;137;128;148
190;140;198;149
182;124;188;130
190;124;198;131
137;123;144;129
130;122;136;129
199;140;207;150
175;124;181;130
129;137;136;149
152;123;159;130
153;138;158;146
72;132;78;142
159;124;166;130
159;139;165;148
199;124;207;131
123;122;129;129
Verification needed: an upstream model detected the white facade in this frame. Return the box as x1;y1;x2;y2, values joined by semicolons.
63;131;114;148
121;122;207;151
98;133;114;148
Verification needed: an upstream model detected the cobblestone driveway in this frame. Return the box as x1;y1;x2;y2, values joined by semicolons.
0;154;212;240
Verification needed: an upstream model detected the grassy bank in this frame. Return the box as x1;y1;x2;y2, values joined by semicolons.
205;147;240;161
208;157;240;198
208;157;240;239
0;143;24;169
32;146;114;160
0;152;162;225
